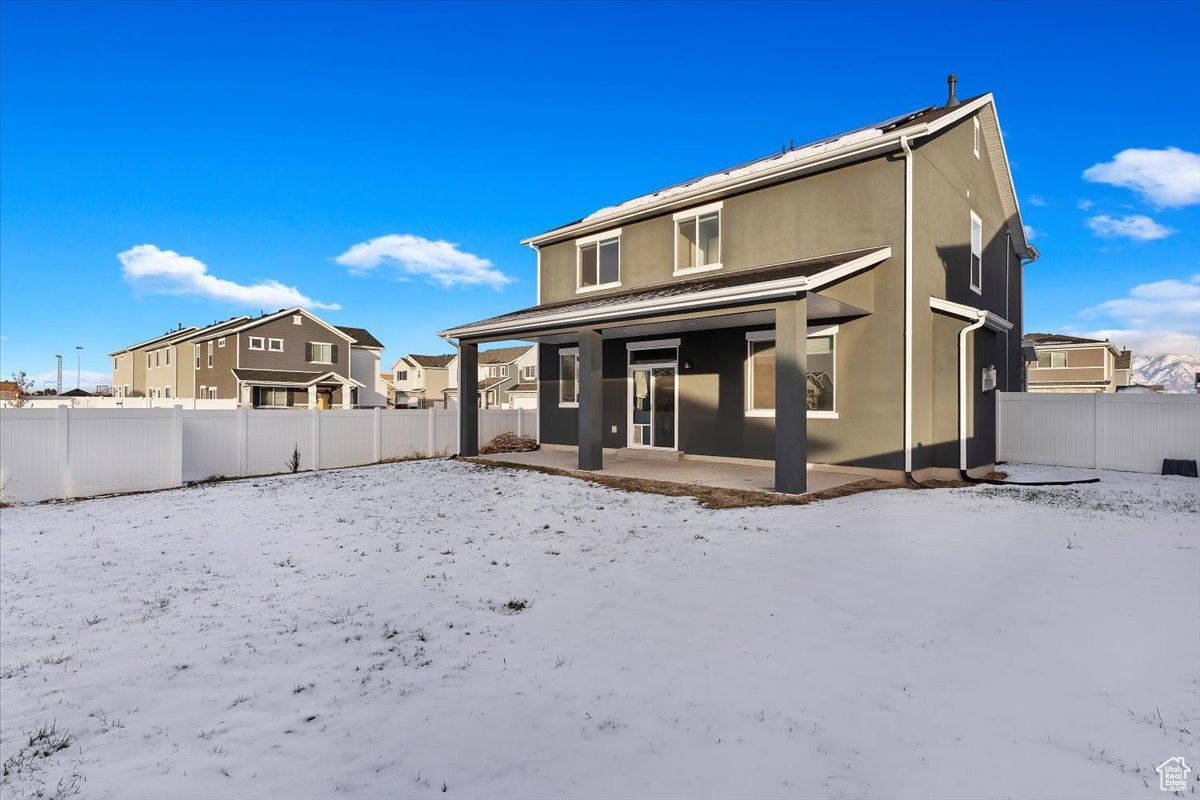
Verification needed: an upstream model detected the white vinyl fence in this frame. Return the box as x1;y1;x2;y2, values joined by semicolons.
997;392;1200;473
0;407;538;504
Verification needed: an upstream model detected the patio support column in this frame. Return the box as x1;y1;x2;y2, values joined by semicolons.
578;329;603;471
774;293;808;494
458;340;479;456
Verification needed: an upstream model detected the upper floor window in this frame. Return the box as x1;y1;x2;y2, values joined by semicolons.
308;342;333;363
268;338;284;352
969;212;983;294
397;370;408;382
1037;351;1067;368
577;231;620;292
559;347;580;407
293;315;303;325
218;337;226;348
195;345;200;369
113;357;118;369
523;364;536;381
249;336;265;350
485;365;508;379
147;352;152;368
674;202;722;275
207;340;214;367
165;349;171;366
973;117;981;159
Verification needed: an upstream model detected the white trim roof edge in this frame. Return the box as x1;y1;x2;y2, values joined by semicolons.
929;296;1013;331
441;246;891;339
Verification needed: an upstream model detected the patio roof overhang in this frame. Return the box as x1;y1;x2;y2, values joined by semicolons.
440;246;890;342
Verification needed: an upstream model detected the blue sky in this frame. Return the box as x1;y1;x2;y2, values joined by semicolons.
2;0;1197;391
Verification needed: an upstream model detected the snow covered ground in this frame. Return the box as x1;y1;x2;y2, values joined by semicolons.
1;460;1196;799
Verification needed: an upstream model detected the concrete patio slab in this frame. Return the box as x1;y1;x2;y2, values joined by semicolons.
474;446;870;494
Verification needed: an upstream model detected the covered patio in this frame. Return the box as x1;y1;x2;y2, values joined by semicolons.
475;446;868;494
443;247;892;495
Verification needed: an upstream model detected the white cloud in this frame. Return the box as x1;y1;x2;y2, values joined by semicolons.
1082;147;1200;208
1085;214;1174;241
1023;224;1040;241
1077;199;1095;211
119;245;339;311
1078;275;1200;356
335;234;511;290
1027;195;1047;207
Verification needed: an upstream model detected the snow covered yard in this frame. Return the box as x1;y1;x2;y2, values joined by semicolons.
1;461;1196;799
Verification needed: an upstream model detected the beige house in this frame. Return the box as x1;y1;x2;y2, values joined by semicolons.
1025;334;1131;393
390;354;455;408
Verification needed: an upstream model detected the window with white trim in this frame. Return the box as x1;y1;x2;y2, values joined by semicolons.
165;348;171;366
523;364;536;380
746;328;837;417
165;386;172;399
675;204;722;274
218;337;226;348
257;386;288;407
195;345;200;369
207;341;214;367
973;117;981;159
1037;351;1067;368
578;235;620;290
309;342;332;363
293;315;303;325
268;338;283;352
200;385;207;397
147;352;152;368
249;336;265;350
207;387;217;400
970;211;983;293
559;348;579;406
397;370;408;382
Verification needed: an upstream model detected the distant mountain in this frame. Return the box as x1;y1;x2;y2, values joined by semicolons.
1131;353;1200;393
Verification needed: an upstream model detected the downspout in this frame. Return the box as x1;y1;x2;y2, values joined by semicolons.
526;243;542;306
957;312;988;478
900;135;916;483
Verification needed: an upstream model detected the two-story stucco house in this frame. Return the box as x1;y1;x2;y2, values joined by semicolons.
390;354;456;408
112;308;386;408
440;345;537;409
1025;333;1132;393
442;78;1038;493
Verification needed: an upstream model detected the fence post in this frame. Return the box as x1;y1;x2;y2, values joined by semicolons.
237;404;249;476
427;407;435;456
373;407;382;463
517;408;524;437
171;404;184;488
56;404;71;499
311;408;322;471
1091;393;1100;469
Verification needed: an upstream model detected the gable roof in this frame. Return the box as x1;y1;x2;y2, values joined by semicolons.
523;92;1036;261
407;353;456;368
479;345;535;365
224;307;351;341
1026;333;1107;346
108;326;200;356
336;326;384;349
172;315;253;344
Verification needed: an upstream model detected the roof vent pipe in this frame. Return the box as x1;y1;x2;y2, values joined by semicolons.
945;74;960;107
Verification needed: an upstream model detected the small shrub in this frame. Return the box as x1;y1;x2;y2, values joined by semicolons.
479;433;538;455
286;444;301;473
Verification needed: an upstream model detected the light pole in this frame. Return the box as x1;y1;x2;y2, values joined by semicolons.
55;354;62;395
75;346;83;391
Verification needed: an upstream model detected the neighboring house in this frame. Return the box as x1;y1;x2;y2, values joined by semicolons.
111;308;385;408
478;345;537;408
442;77;1038;492
0;381;20;404
336;326;388;407
379;372;395;405
1025;333;1131;393
441;345;537;408
390;354;455;408
60;388;92;398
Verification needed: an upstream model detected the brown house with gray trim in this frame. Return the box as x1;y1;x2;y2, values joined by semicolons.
1025;333;1131;393
112;308;385;408
442;78;1038;492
